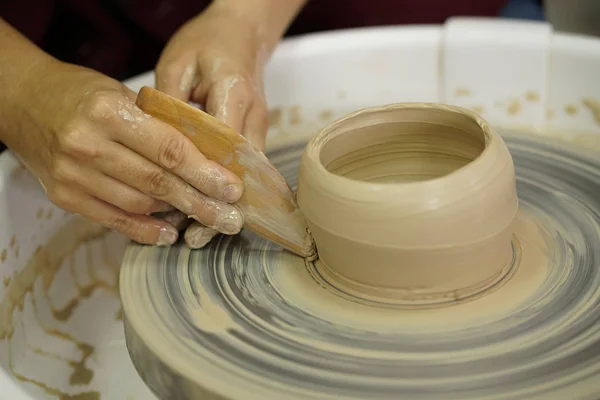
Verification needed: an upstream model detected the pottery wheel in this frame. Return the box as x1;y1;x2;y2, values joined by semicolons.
120;132;600;400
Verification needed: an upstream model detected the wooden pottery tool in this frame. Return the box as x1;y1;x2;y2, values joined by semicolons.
135;86;316;258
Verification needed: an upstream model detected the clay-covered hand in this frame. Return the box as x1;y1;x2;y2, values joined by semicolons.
155;1;272;248
3;60;245;246
156;2;270;150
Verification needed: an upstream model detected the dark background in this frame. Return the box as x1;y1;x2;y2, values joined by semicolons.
0;0;544;153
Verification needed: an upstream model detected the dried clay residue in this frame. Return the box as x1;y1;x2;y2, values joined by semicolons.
116;101;151;130
319;109;334;122
0;217;125;400
289;106;302;126
507;99;522;116
268;108;282;129
35;207;53;221
582;98;600;125
525;91;539;102
565;104;578;116
455;88;472;97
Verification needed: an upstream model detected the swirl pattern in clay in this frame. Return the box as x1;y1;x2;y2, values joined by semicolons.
120;132;600;400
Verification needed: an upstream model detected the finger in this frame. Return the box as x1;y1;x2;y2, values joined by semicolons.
110;104;244;203
48;154;171;215
184;222;218;249
205;75;253;134
74;167;171;215
163;210;193;231
97;142;244;235
58;191;179;246
155;56;200;101
242;102;269;152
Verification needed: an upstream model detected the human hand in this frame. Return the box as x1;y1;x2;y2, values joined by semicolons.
155;1;273;248
4;60;245;246
156;2;270;150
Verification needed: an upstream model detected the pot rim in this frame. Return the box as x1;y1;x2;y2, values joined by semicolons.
301;102;499;195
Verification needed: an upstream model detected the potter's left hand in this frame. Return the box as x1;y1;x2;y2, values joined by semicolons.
153;0;306;248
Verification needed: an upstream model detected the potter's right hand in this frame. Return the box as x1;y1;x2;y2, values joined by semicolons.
1;59;245;246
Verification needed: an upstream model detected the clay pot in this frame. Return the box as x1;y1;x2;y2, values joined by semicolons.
297;103;518;305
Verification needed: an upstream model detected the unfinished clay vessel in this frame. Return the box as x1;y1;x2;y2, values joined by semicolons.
297;103;518;305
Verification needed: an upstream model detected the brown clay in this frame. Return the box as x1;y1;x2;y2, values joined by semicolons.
297;104;518;304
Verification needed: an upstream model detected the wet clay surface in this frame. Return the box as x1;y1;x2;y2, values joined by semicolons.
297;104;518;304
120;131;600;400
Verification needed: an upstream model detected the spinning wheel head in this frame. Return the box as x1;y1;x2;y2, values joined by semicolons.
121;133;600;400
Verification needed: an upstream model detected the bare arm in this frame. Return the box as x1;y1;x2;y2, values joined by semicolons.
0;17;246;247
212;0;308;53
0;18;55;144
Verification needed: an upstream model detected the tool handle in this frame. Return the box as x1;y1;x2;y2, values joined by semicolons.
135;86;315;258
136;86;250;175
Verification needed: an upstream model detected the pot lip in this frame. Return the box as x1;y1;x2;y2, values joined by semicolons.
302;102;498;191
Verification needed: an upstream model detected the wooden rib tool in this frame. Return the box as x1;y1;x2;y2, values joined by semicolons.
136;86;316;258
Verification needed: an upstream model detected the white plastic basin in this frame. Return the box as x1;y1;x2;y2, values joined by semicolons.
1;17;600;400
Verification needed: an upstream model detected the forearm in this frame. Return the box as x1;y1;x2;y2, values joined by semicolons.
211;0;308;52
0;18;55;143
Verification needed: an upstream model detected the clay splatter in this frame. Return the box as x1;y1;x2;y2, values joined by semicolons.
507;99;521;116
565;104;578;116
1;218;124;399
115;307;124;321
525;91;539;102
582;98;600;125
455;88;472;97
319;109;334;121
289;106;302;126
268;108;282;128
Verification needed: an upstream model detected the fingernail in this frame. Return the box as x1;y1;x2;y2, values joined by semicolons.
157;226;178;246
223;184;243;203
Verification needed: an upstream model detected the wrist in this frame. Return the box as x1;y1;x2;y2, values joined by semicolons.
210;0;307;52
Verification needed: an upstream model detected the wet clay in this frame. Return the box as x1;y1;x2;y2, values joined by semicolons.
297;104;518;304
120;130;600;400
